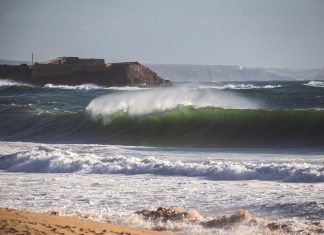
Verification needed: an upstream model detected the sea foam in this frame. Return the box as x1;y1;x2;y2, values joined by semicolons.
0;146;323;182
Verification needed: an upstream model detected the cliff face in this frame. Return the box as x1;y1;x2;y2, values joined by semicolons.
0;62;170;87
104;62;169;86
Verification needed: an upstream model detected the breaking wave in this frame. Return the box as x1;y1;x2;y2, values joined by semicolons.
1;85;324;148
200;84;282;90
0;146;323;182
86;87;258;117
44;83;102;90
0;79;30;87
304;81;324;88
44;83;149;91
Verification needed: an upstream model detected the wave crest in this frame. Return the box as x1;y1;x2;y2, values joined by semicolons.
86;87;258;118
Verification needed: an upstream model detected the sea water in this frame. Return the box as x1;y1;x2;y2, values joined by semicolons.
0;80;323;234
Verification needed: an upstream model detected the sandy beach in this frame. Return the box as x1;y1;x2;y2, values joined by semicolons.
0;208;173;235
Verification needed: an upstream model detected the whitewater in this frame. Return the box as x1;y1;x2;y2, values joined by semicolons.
1;80;324;234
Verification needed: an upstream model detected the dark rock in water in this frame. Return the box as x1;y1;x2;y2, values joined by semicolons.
49;211;60;216
0;57;170;87
135;207;200;222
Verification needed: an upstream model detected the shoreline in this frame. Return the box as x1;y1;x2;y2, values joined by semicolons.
0;207;173;235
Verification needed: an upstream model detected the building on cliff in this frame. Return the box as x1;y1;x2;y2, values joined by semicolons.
32;57;106;79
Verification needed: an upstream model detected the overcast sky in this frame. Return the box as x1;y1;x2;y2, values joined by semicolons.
0;0;323;68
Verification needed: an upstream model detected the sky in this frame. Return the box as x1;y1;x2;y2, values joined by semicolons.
0;0;323;69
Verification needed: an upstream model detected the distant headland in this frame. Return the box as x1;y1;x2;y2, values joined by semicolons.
0;57;170;87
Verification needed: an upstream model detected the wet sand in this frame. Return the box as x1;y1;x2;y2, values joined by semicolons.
0;208;173;235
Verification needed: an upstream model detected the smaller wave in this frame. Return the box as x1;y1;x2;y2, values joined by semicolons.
0;146;323;182
201;84;282;90
107;86;150;91
44;83;103;90
304;81;324;88
44;83;149;91
0;103;33;108
0;79;30;87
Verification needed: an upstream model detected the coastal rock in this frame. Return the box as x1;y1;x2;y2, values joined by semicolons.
0;57;170;87
0;64;31;83
135;207;201;222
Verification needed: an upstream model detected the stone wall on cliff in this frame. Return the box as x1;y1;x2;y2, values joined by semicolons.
32;63;106;78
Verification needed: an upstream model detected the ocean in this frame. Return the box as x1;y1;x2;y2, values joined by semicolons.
0;79;323;234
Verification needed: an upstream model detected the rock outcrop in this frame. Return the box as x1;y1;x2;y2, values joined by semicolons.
0;64;31;83
0;60;170;87
136;207;201;222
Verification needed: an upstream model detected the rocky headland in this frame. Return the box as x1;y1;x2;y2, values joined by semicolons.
0;57;170;87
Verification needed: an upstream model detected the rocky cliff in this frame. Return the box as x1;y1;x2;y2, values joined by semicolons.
0;62;170;87
0;64;31;83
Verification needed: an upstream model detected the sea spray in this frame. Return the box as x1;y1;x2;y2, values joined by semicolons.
86;87;259;118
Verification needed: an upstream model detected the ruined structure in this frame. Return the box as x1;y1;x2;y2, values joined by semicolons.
0;57;170;87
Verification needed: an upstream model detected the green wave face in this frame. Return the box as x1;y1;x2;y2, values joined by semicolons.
91;107;324;148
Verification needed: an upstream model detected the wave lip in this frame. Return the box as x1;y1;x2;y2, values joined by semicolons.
0;146;323;182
